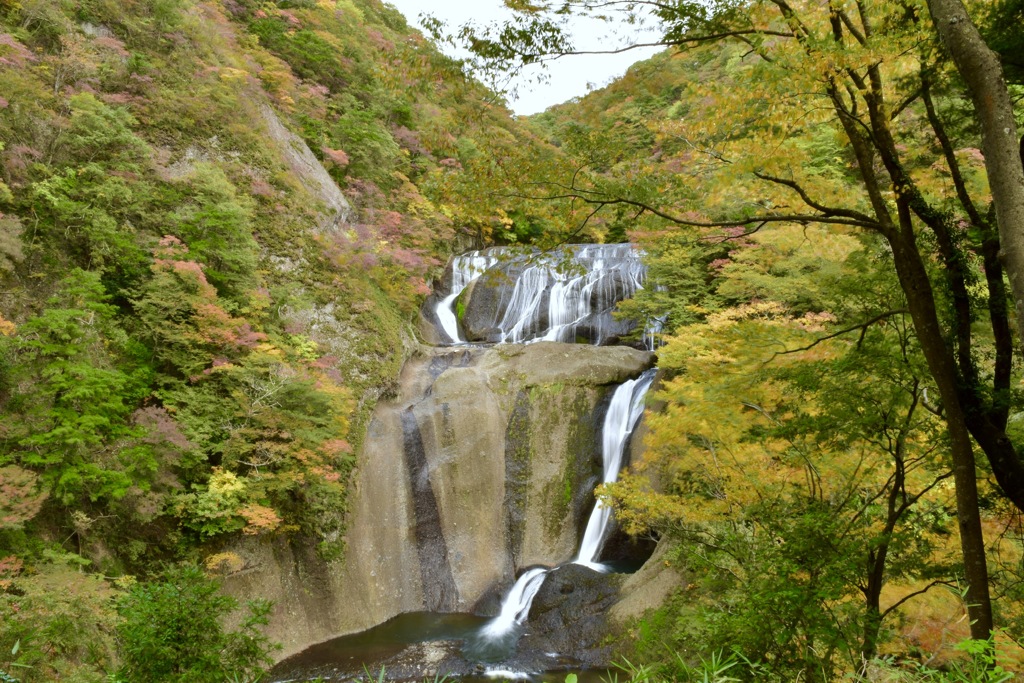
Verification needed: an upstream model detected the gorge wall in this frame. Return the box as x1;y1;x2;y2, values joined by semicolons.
224;341;654;659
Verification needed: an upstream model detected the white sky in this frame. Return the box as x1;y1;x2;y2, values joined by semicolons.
385;0;661;115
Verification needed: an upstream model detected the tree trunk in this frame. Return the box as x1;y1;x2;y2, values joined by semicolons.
888;226;993;639
927;0;1024;348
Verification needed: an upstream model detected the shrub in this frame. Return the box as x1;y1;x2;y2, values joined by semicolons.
116;564;276;683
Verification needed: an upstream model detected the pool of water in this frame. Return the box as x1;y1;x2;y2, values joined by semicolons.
266;611;615;683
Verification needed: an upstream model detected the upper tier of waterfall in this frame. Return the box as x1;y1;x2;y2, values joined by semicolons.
430;244;659;348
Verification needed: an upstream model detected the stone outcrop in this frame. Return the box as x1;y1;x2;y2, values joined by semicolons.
430;245;648;347
224;341;654;660
609;540;684;626
257;103;350;233
514;563;625;670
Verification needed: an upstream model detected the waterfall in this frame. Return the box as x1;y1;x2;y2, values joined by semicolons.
478;567;549;640
435;251;500;344
575;369;656;569
478;368;657;644
435;245;654;347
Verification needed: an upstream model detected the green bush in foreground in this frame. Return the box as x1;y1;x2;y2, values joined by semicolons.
115;565;276;683
612;638;1014;683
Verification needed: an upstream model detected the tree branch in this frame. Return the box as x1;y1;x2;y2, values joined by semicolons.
769;310;909;360
880;580;949;620
753;172;880;224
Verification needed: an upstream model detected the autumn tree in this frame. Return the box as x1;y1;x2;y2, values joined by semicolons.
439;0;1024;639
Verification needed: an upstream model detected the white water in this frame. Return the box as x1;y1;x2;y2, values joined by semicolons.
575;369;656;569
479;567;550;640
435;251;500;343
435;245;657;347
479;368;657;642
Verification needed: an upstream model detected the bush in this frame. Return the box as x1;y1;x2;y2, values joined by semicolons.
0;561;118;683
115;565;276;683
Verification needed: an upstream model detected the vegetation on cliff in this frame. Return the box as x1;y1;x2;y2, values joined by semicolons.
0;0;565;678
2;0;1023;679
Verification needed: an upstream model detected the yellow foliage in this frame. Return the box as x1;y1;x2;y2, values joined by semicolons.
218;67;249;82
204;551;246;575
208;468;245;497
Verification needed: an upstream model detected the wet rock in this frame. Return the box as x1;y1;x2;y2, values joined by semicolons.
460;273;522;343
514;564;625;670
374;641;480;681
599;527;659;571
448;246;646;345
270;640;477;682
227;343;653;662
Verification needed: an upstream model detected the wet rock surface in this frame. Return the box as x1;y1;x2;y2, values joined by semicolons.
238;343;653;662
429;245;650;347
512;564;625;670
269;563;626;682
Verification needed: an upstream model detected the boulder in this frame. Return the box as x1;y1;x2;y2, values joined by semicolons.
511;563;625;671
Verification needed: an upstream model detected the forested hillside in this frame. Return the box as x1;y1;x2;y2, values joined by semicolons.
0;0;569;679
3;0;1024;680
463;0;1024;678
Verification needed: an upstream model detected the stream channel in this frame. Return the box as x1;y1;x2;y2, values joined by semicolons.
269;245;659;683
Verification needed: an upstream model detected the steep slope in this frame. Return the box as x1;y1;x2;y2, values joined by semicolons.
0;0;570;678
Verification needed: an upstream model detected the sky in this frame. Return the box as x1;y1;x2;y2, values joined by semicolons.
384;0;661;116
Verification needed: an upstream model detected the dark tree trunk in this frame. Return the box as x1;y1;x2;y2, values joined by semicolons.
926;0;1024;517
887;226;993;639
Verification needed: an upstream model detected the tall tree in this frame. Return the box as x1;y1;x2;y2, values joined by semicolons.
437;0;1024;638
927;0;1024;348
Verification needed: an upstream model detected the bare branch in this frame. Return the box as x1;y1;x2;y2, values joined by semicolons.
881;580;950;619
493;188;884;230
753;172;880;224
769;310;909;360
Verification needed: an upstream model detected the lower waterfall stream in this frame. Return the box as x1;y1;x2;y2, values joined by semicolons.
473;370;656;651
268;246;658;682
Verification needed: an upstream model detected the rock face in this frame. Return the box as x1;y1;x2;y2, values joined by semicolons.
428;245;650;347
224;341;654;659
257;103;350;233
515;563;625;670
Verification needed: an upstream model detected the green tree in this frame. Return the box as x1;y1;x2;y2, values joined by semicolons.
440;0;1024;639
116;565;275;683
0;270;154;505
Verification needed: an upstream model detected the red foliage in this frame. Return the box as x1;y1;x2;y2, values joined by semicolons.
100;92;137;105
94;35;129;57
321;146;350;168
364;27;393;51
193;303;266;350
392;126;429;157
0;34;36;67
321;438;352;456
133;406;195;453
249;177;276;198
0;466;48;529
239;504;282;535
0;555;24;590
3;144;43;185
279;10;301;27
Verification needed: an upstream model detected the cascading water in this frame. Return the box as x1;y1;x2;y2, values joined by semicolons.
435;251;499;343
269;245;659;683
575;369;656;570
436;245;660;349
474;368;657;653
